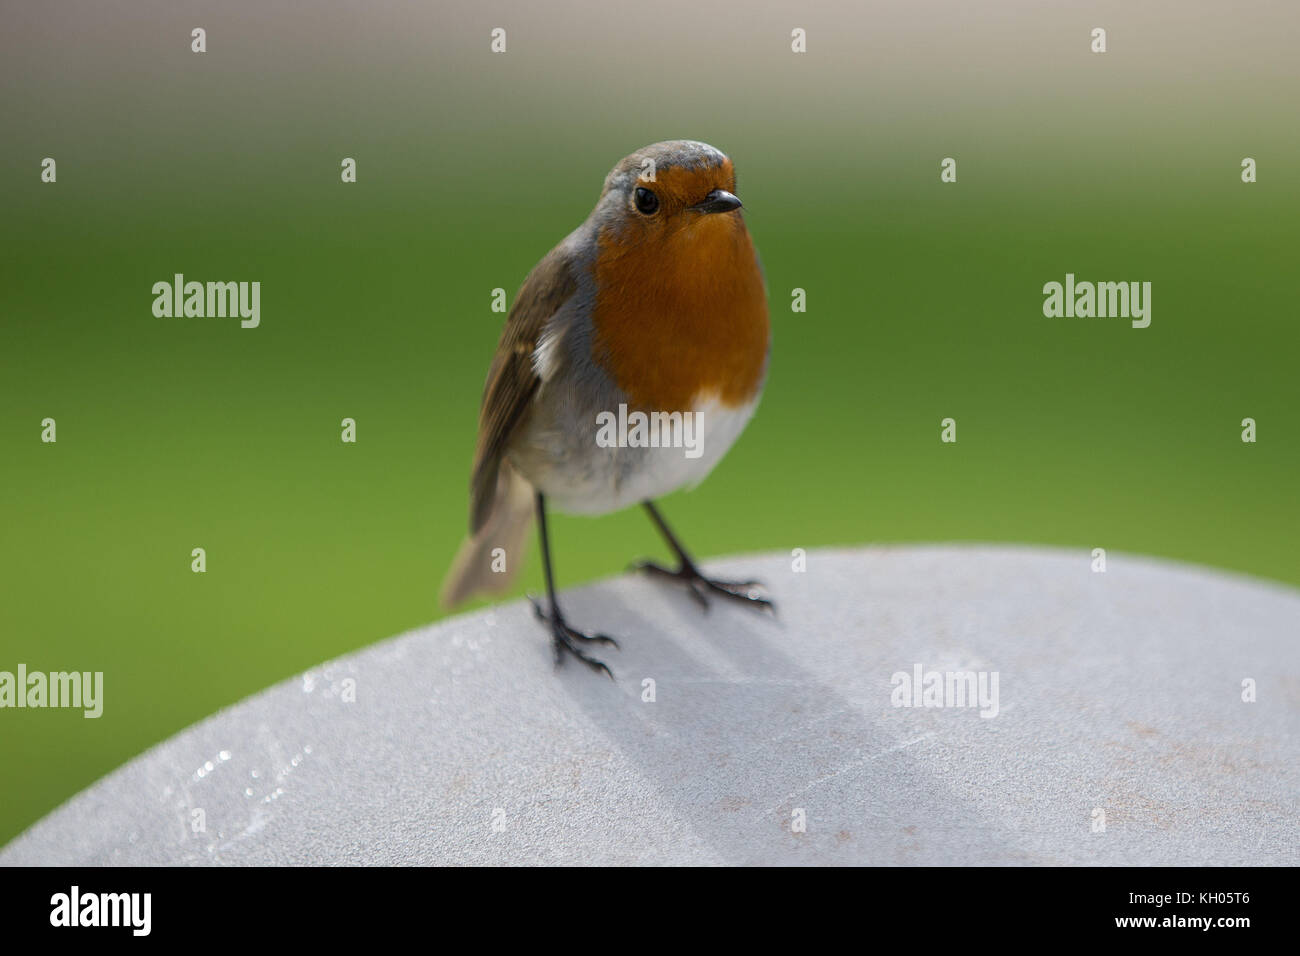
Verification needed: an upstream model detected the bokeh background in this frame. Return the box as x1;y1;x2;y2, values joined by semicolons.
2;0;1297;847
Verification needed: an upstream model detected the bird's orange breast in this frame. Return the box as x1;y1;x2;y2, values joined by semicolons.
590;214;769;413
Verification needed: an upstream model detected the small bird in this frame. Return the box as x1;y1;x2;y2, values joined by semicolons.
441;140;772;677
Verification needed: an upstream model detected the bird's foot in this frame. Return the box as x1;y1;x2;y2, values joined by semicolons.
632;560;774;614
528;595;618;679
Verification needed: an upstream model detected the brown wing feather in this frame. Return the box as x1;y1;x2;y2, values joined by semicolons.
469;247;578;533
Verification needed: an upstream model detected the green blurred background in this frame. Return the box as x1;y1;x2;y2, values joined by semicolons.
2;0;1297;846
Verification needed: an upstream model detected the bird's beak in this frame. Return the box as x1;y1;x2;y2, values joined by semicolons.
691;189;743;214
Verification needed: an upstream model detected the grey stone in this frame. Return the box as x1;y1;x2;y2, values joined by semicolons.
3;546;1296;865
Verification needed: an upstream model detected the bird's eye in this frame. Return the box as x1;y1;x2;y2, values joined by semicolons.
634;187;659;215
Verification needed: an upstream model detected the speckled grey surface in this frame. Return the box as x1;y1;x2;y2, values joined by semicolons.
2;546;1297;866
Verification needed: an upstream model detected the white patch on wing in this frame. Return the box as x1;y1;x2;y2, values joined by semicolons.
532;326;565;382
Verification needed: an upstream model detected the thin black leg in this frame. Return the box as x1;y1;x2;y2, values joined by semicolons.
635;500;774;613
529;492;618;678
537;491;560;605
643;500;700;572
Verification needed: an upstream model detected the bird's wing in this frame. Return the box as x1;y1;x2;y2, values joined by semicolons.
469;246;578;533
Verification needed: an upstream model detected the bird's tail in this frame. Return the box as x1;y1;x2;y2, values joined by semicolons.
440;463;535;610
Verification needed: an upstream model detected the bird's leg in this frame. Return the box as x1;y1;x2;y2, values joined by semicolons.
530;492;618;678
633;500;774;613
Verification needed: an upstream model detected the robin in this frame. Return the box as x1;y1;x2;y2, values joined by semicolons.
441;140;772;677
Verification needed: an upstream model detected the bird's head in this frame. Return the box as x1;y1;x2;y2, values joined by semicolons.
593;140;745;245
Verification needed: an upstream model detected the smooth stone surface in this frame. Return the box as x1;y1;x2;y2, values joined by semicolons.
3;545;1297;866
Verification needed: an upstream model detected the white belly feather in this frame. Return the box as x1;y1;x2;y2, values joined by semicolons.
513;393;760;516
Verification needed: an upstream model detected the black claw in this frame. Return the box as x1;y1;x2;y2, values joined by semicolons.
634;560;774;614
565;650;615;680
551;630;615;679
528;595;618;678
